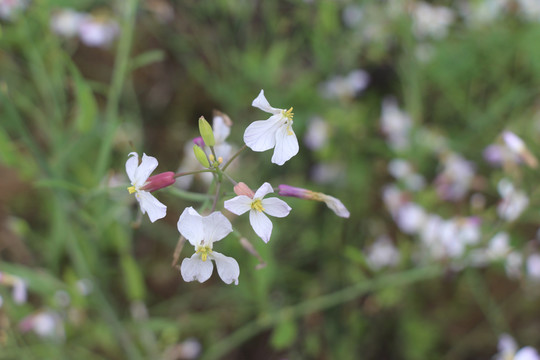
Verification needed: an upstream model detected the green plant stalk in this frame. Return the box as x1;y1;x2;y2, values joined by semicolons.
201;265;443;360
95;0;140;181
221;144;247;171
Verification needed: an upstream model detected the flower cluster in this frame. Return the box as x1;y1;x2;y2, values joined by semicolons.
123;90;350;285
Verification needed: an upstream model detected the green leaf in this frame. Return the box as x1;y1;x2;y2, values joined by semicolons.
193;145;210;168
70;64;97;134
121;255;146;301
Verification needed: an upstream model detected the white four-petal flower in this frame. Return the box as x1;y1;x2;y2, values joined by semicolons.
125;152;167;223
178;207;240;285
224;182;291;243
243;90;299;165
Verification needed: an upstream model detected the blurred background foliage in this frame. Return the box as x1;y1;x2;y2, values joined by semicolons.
1;0;540;359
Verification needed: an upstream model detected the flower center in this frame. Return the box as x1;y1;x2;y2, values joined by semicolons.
282;107;294;121
251;199;265;212
196;245;212;262
127;186;136;194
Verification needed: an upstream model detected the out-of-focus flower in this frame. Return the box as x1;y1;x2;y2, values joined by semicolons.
177;207;239;285
483;144;521;167
125;152;168;222
304;117;329;151
310;163;346;185
527;254;540;281
396;202;427;235
78;15;119;48
319;69;369;100
494;334;540;360
517;0;540;21
506;252;523;279
50;9;86;38
0;0;27;20
244;90;299;166
366;236;400;270
277;184;350;218
411;2;455;39
212;110;234;162
387;159;426;191
19;311;65;340
469;232;511;266
380;97;412;151
502;131;538;168
342;4;363;28
0;272;27;304
460;0;509;26
163;338;202;360
225;182;291;243
434;153;475;201
497;179;529;221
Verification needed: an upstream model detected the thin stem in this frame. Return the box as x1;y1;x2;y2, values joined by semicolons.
211;181;222;212
201;265;442;360
221;171;238;186
173;169;214;178
164;187;213;202
222;144;247;171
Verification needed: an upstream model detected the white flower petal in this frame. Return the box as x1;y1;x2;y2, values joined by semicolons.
515;347;540;360
321;194;350;218
224;196;252;215
244;116;282;152
254;182;274;199
249;210;273;243
261;197;291;218
252;89;281;114
134;153;159;184
125;152;139;183
137;191;167;222
213;115;231;143
211;251;240;285
180;253;213;283
272;124;299;165
202;211;233;243
177;207;204;245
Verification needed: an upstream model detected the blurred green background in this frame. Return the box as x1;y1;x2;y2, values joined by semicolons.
2;0;540;359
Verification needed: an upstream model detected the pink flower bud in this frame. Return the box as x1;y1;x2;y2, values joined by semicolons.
141;172;176;192
193;136;205;147
234;182;255;198
277;184;312;199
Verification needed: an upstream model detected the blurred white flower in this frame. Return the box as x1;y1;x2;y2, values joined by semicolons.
517;0;540;21
502;131;538;168
435;153;475;201
178;207;239;284
304;117;329;151
78;16;119;48
244;90;299;165
495;334;540;360
497;179;529;221
380;97;412;150
382;184;405;217
342;4;363;28
225;182;291;243
527;254;540;281
211;111;234;161
412;2;455;39
420;216;481;260
387;159;425;191
0;0;27;20
396;202;426;235
483;144;521;167
319;69;369;100
366;236;400;270
469;232;511;267
19;311;65;340
125;152;167;222
506;252;523;279
50;9;86;38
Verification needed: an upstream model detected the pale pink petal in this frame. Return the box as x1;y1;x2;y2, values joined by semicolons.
213;115;230;143
137;191;167;222
322;195;350;218
249;210;273;243
134;153;158;184
202;211;233;243
125;152;139;183
243;116;282;152
211;251;240;285
252;89;281;114
272;124;299;165
515;347;540;360
180;253;213;283
261;197;291;218
177;207;204;246
224;196;252;215
253;182;274;199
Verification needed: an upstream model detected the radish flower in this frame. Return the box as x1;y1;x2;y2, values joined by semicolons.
224;182;291;243
244;90;299;165
125;152;167;223
178;207;239;285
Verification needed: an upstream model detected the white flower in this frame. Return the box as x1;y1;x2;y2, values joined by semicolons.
527;254;540;281
125;152;167;223
0;0;27;20
304;117;329;151
366;236;400;270
412;2;455;40
177;207;239;285
435;153;475;201
243;90;299;165
212;111;233;161
495;334;540;360
78;16;119;48
19;311;65;340
497;179;529;221
224;182;291;243
380;97;412;150
50;9;86;38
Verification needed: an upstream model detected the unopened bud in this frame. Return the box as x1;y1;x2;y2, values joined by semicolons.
278;184;350;218
198;116;215;147
277;184;312;199
193;145;210;168
503;130;538;168
193;136;205;148
141;171;176;192
234;182;255;198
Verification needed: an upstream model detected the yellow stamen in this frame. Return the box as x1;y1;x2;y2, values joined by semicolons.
127;186;136;194
209;154;215;162
218;156;223;164
282;107;294;121
196;246;212;262
251;199;265;212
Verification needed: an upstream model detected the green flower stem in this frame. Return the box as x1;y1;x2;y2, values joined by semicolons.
221;144;247;171
211;181;222;212
165;187;213;202
201;265;443;360
173;169;215;178
95;0;140;181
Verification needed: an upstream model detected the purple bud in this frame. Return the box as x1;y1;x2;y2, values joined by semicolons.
193;136;205;148
141;172;176;192
278;184;312;199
